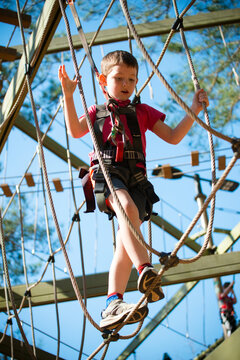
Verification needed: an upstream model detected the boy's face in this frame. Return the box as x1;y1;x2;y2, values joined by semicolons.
104;63;138;101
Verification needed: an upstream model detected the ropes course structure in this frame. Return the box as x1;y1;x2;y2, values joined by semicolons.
0;1;240;359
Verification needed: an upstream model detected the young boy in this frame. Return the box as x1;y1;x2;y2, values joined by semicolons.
58;50;209;331
219;281;237;337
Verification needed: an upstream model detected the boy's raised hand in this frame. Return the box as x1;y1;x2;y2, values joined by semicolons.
58;64;78;98
191;89;209;115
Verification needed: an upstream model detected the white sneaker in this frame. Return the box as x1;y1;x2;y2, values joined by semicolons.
138;266;165;303
100;299;148;331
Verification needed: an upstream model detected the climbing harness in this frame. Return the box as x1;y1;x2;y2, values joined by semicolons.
79;98;160;220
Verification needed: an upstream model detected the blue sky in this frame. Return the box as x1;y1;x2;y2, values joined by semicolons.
0;2;240;359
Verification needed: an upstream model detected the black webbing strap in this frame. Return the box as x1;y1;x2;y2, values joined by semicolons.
78;168;96;213
94;105;108;148
119;104;143;154
94;103;144;156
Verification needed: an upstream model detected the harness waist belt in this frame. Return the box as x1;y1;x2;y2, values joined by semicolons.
92;149;145;162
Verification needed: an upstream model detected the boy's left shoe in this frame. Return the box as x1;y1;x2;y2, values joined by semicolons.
100;299;148;331
138;266;165;303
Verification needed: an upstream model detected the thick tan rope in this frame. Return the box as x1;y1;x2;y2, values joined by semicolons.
172;0;216;256
0;208;36;359
136;0;197;97
16;186;37;356
120;0;233;144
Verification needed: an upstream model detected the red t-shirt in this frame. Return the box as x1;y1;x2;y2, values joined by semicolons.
81;100;165;159
219;293;235;312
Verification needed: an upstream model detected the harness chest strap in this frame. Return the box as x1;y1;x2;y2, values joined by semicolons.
79;102;159;217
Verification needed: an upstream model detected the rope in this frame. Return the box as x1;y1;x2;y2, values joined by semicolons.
119;0;233;145
16;185;37;356
60;1;240;356
37;145;61;359
17;0;103;338
172;0;216;253
0;207;36;359
219;26;240;87
59;0;164;261
136;0;197;97
0;0;59;131
62;99;88;360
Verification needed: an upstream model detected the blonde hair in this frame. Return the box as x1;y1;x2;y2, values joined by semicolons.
101;50;138;76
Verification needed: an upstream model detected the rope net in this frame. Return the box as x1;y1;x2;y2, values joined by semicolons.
0;0;239;359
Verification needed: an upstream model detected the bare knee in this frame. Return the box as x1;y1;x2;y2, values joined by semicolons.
109;189;140;221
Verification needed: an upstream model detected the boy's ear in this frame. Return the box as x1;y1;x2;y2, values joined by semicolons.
98;74;107;86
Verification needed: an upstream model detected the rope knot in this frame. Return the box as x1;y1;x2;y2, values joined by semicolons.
24;290;31;298
102;330;119;342
231;138;240;158
159;252;179;270
172;17;183;31
25;63;32;76
72;213;80;222
48;255;55;263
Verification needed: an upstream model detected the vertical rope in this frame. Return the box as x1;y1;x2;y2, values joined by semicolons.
0;207;36;359
61;99;88;360
16;185;36;356
37;146;61;359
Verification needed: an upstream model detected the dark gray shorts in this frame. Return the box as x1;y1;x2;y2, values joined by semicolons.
105;176;148;222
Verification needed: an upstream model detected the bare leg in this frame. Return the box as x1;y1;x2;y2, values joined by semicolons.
107;189;149;286
108;230;133;295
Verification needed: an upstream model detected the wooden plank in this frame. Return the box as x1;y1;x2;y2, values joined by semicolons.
52;178;63;192
0;251;239;311
0;46;20;61
0;184;13;197
12;8;240;56
191;150;199;166
25;173;35;187
205;327;240;360
0;0;66;153
0;331;64;360
14;114;88;170
218;155;226;170
162;164;172;178
0;8;31;28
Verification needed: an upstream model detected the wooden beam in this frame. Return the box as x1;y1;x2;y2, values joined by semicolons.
151;214;202;253
117;281;199;360
0;0;66;153
204;326;240;360
0;8;31;28
216;222;240;254
0;251;239;311
14;114;88;170
0;331;64;360
11;8;240;56
0;46;21;62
